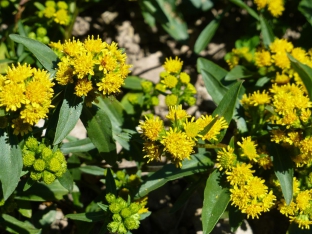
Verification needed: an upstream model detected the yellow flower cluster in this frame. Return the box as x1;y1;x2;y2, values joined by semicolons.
22;137;67;184
0;63;54;135
156;57;197;106
226;163;276;218
38;1;71;25
50;36;131;106
255;38;312;85
277;178;312;229
139;105;228;167
254;0;285;17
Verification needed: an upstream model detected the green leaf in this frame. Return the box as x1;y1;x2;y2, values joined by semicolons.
156;0;189;41
194;19;220;54
0;129;23;200
53;88;84;145
79;165;105;176
16;180;78;201
17;200;32;218
66;211;106;222
2;214;41;234
288;53;312;101
23;177;35;192
197;58;228;81
97;202;108;211
140;211;152;220
81;105;116;164
213;81;243;123
58;170;74;192
269;143;293;205
170;178;203;213
259;15;274;48
9;34;58;76
225;65;255;81
123;76;144;90
60;138;96;154
105;168;117;195
229;205;245;233
135;153;213;198
201;69;228;105
298;0;312;26
202;169;230;234
229;0;259;20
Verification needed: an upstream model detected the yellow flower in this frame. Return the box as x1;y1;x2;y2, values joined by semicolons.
161;128;195;168
196;115;228;142
185;83;197;94
291;47;308;64
257;152;273;170
20;102;50;125
54;9;70;25
300;109;311;122
43;6;55;18
162;75;178;88
139;116;164;141
84;35;104;53
6;63;33;83
254;0;267;10
267;0;285;17
274;72;290;84
290;215;312;229
273;52;290;69
11;118;32;136
166;105;189;121
165;94;178;106
98;54;118;73
96;73;124;95
179;72;190;84
163;57;183;73
249;90;271;106
278;199;297;217
74;78;93;97
255;50;271;67
0;83;26;111
270;38;293;54
55;57;74;85
216;146;237;171
72;52;95;79
143;141;162;163
237;136;259;162
155;83;166;92
226;163;255;186
62;38;85;57
183;117;202;139
296;190;312;212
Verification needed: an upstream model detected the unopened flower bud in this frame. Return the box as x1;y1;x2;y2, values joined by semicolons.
23;151;36;167
25;137;38;151
43;170;56;184
33;159;45;172
120;207;132;218
107;221;119;233
106;193;116;204
109;203;122;214
30;171;42;181
41;147;53;161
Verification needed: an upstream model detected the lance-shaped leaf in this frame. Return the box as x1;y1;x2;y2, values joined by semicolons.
9;34;58;76
105;168;117;195
0;129;23;200
202;169;230;234
298;0;312;26
269;143;293;205
122;76;144;90
60;138;96;154
288;53;312;101
79;165;105;176
66;211;106;222
197;58;228;81
58;170;74;192
53;88;84;145
259;15;274;48
229;0;259;20
201;69;228;105
225;65;255;81
194;18;221;54
135;153;213;199
80;105;116;164
2;214;41;234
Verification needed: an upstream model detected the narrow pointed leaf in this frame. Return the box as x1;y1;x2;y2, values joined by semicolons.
229;0;259;20
79;166;105;176
259;15;274;47
2;214;41;234
288;54;312;101
58;170;74;192
106;168;117;195
135;153;213;198
66;211;106;222
197;58;228;81
53;90;84;145
225;65;255;80
9;34;58;75
60;138;95;154
123;76;144;90
201;69;228;105
269;143;293;205
80;105;116;164
194;19;220;54
202;169;230;234
0;129;23;200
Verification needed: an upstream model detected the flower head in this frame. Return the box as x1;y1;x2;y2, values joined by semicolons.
163;57;183;73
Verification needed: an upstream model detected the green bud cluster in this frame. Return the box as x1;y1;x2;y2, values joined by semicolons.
37;1;71;26
105;194;141;234
22;137;67;184
28;27;50;44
